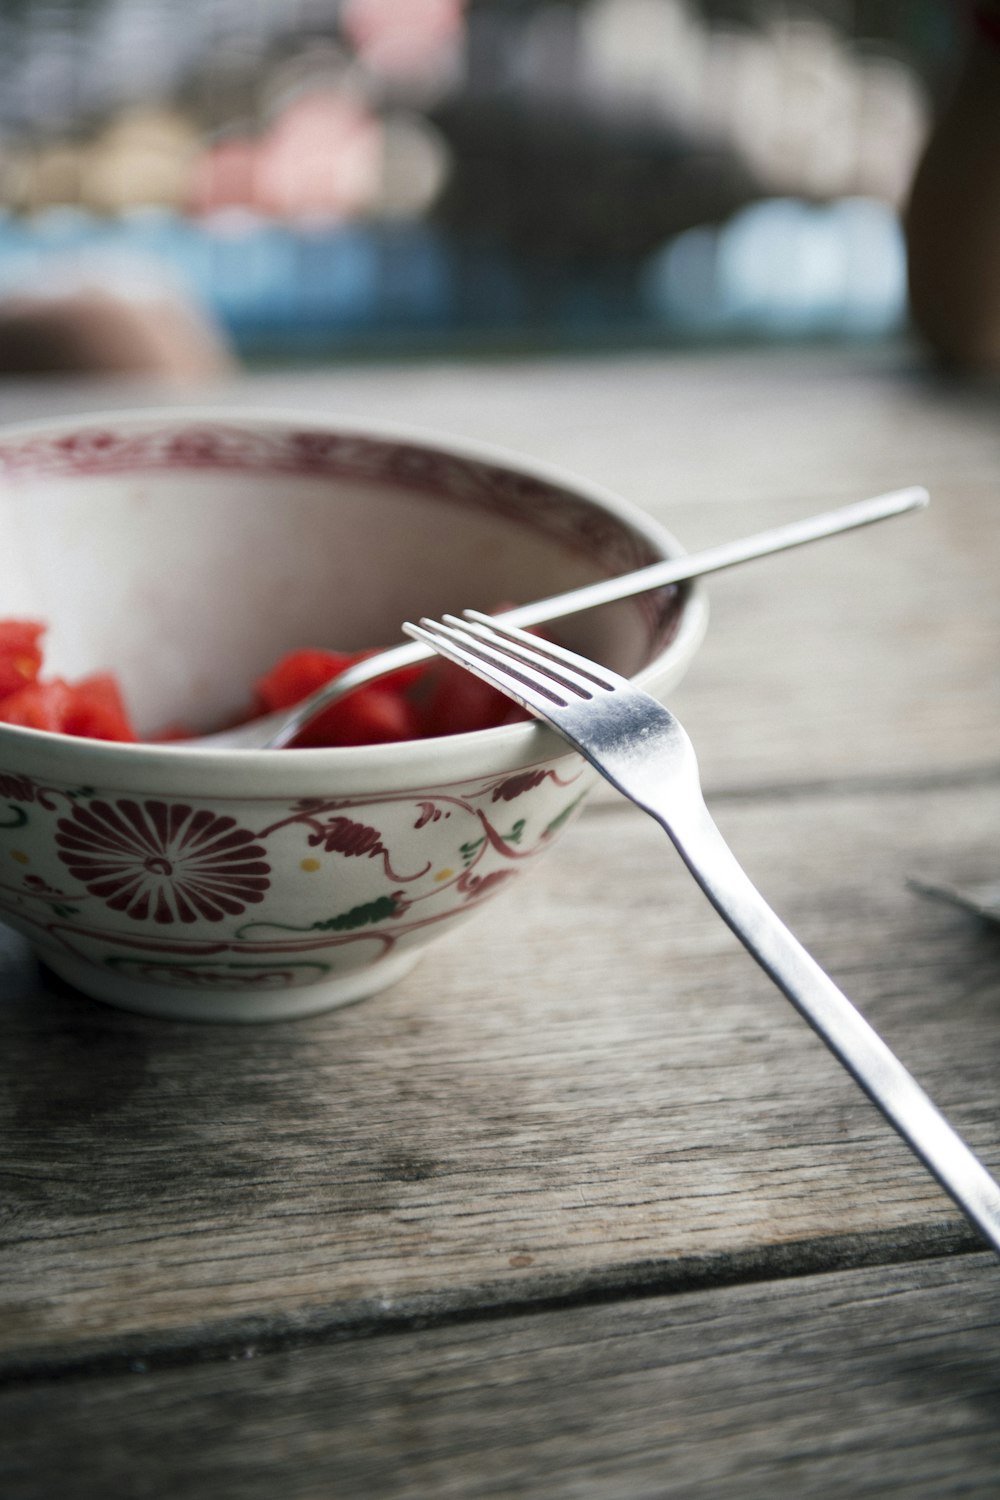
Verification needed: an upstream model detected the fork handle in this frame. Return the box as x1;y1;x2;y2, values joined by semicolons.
656;789;1000;1256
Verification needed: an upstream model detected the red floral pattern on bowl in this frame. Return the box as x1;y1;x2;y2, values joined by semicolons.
0;412;707;1021
0;759;593;1020
55;799;271;924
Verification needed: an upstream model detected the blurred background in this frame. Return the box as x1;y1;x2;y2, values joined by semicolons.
0;0;958;369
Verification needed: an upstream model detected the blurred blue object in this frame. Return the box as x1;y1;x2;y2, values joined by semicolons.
201;214;299;330
374;224;454;328
449;238;529;332
639;224;726;336
831;197;909;336
293;225;379;330
0;209;41;291
642;196;907;341
115;207;216;307
0;193;908;358
721;199;847;335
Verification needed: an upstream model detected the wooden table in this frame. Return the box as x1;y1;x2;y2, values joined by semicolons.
2;346;1000;1497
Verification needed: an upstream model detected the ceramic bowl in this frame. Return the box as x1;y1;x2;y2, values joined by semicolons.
0;411;707;1022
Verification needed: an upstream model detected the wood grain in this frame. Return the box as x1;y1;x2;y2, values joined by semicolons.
3;1252;999;1499
3;775;998;1367
2;349;999;1494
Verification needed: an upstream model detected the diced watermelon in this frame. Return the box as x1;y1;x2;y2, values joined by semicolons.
288;686;421;748
0;672;136;741
0;620;45;699
255;647;425;747
254;648;359;713
0;678;75;733
0;615;531;748
62;673;137;742
420;657;529;737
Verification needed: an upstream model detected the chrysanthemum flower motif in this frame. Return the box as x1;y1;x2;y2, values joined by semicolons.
55;799;270;924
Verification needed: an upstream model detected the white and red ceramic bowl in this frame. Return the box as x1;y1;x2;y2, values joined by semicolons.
0;411;707;1021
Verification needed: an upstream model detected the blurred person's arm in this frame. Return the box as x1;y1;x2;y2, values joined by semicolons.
0;285;235;383
905;5;1000;371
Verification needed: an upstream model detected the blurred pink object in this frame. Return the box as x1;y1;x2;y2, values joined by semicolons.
342;0;466;79
254;90;382;221
188;136;260;216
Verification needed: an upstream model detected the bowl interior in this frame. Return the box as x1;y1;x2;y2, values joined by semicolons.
0;417;684;738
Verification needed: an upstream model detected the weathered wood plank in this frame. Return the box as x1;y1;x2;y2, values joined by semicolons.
3;1252;1000;1499
669;470;1000;789
2;776;998;1365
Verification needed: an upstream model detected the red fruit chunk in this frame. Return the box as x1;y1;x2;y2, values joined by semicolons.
0;672;136;741
63;673;138;742
0;678;75;732
0;615;533;748
416;606;534;737
289;687;421;748
254;647;426;747
0;619;45;698
420;657;530;737
254;648;358;712
256;646;425;712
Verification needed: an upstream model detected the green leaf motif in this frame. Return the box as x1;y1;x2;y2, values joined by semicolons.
0;805;27;830
544;791;587;839
460;836;485;867
314;893;401;931
238;892;403;938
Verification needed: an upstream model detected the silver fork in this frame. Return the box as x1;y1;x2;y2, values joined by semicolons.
404;610;1000;1257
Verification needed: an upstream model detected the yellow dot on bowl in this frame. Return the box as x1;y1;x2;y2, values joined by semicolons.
9;850;29;865
434;867;454;882
300;857;322;873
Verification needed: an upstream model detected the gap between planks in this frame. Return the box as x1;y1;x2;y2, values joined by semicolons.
0;1221;984;1389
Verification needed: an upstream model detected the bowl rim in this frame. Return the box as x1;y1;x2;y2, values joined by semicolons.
0;406;708;794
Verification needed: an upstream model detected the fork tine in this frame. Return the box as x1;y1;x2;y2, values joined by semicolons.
459;611;623;696
443;614;597;702
405;617;575;714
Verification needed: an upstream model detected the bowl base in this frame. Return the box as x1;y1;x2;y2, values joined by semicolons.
42;950;423;1023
